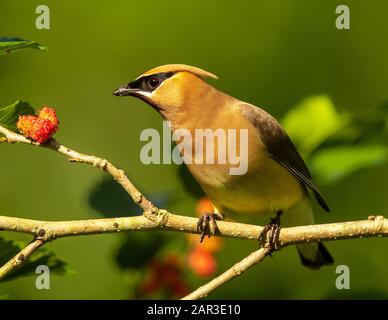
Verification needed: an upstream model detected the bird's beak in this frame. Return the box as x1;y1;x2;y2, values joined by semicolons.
113;85;140;97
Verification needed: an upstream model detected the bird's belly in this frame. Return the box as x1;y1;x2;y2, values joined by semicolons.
187;155;305;217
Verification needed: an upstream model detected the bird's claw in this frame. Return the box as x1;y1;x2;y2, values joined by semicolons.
258;212;282;254
197;213;219;243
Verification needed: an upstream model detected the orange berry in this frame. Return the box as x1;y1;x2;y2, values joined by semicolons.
196;197;215;216
188;247;217;278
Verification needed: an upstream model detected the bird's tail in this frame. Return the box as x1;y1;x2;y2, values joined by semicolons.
282;195;334;269
297;242;334;269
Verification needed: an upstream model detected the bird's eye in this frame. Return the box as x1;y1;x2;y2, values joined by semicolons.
148;76;160;89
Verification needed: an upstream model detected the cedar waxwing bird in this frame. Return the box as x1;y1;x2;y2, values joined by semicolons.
113;64;334;269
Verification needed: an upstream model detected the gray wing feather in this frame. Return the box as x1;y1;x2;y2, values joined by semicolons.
239;103;330;212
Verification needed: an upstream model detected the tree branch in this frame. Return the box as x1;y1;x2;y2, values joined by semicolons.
1;124;387;299
1;212;387;291
0;213;387;244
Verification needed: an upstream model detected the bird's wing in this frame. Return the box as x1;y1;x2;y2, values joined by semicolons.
239;103;330;212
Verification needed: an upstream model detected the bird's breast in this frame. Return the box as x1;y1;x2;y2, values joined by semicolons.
182;113;305;217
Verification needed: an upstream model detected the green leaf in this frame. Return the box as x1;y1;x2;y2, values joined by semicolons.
0;237;72;282
309;145;388;185
0;100;35;132
350;102;388;143
0;37;47;55
282;95;349;156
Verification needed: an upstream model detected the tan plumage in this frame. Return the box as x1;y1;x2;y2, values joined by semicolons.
140;64;218;80
114;64;334;269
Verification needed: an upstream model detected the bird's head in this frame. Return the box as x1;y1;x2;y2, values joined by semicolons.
113;64;218;120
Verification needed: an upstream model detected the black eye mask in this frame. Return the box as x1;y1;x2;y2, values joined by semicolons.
128;72;174;93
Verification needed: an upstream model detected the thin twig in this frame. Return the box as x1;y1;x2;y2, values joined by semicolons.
182;248;270;300
0;125;154;212
0;238;45;280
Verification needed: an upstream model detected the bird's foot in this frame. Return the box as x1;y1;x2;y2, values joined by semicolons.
258;211;282;254
197;213;222;243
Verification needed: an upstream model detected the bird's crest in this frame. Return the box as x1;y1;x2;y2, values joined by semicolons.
138;64;218;80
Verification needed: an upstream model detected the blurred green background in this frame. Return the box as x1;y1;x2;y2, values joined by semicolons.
1;0;388;299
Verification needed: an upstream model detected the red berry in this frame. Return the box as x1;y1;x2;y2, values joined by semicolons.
139;254;190;298
17;115;56;143
16;107;59;143
38;107;59;127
